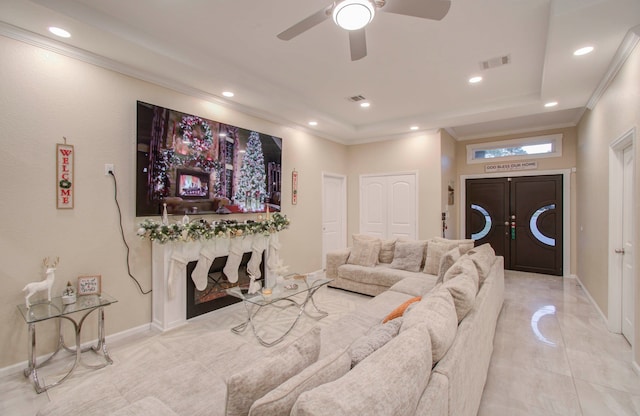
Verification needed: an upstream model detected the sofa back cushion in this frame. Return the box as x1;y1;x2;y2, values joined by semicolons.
441;257;480;322
423;240;459;275
248;349;351;416
225;327;321;416
389;240;427;272
347;235;381;267
467;243;496;284
400;288;458;363
436;247;461;284
379;238;397;263
291;324;433;416
432;237;475;254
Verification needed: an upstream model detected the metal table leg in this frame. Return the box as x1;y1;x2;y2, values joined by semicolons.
24;306;113;393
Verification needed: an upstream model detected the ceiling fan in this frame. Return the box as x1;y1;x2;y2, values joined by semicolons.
277;0;451;61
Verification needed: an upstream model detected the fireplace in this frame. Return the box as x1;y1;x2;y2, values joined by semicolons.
186;253;264;319
151;234;280;332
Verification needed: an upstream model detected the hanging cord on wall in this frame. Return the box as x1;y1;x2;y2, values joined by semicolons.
109;171;152;295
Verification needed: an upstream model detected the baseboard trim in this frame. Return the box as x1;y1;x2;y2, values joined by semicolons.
574;274;609;327
0;323;152;379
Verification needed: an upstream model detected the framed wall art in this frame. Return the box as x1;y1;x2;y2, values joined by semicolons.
77;275;102;295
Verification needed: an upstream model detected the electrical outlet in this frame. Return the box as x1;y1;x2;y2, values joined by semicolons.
105;164;114;175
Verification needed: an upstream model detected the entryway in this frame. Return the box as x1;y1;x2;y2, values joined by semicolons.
465;175;563;275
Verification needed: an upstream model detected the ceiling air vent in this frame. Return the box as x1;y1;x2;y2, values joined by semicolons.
479;54;511;70
347;94;367;102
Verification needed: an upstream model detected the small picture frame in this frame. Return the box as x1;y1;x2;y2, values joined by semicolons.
77;275;102;295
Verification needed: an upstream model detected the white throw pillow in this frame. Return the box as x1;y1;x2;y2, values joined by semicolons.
389;240;427;272
347;236;381;267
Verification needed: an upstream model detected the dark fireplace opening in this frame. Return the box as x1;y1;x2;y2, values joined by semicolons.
186;252;265;319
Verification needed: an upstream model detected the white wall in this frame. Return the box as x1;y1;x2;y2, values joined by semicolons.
0;35;348;368
346;132;443;241
576;37;640;364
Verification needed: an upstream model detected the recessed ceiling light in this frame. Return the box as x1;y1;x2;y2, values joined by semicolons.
48;27;71;38
360;102;370;108
573;46;594;56
468;76;483;84
544;101;558;108
308;121;318;126
410;126;419;131
222;91;235;98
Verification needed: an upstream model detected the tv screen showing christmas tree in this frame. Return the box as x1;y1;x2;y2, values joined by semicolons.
136;101;283;216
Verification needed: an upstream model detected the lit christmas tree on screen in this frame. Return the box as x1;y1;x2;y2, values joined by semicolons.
234;131;267;209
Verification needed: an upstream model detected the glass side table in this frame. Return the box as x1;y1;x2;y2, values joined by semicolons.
17;293;118;393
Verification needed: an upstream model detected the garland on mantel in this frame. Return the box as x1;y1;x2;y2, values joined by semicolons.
137;213;290;244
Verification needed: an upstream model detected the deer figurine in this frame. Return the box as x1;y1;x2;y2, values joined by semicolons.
23;257;59;308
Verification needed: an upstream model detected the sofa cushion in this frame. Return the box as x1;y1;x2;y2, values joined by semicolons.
432;236;475;254
338;264;416;289
441;257;480;322
225;327;321;416
383;296;421;323
423;239;459;275
347;236;381;267
389;240;426;272
291;324;433;416
401;288;458;363
349;318;403;367
436;247;461;284
248;349;351;416
388;276;438;297
379;238;397;263
467;243;496;284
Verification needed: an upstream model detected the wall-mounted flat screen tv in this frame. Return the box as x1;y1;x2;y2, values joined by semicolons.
136;101;282;216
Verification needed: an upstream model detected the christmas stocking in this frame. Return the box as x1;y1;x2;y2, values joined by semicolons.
247;235;266;279
191;242;217;291
267;233;281;272
223;239;244;283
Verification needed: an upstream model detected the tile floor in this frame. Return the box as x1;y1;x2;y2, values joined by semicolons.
1;270;639;415
478;270;640;415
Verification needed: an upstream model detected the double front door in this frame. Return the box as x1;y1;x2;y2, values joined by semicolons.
465;175;563;275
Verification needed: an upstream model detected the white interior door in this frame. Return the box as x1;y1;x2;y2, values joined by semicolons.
360;173;417;239
360;176;387;238
388;175;417;238
622;145;634;344
322;173;347;268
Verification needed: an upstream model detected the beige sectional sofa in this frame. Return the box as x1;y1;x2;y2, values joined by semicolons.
326;235;475;296
294;241;504;416
38;238;503;416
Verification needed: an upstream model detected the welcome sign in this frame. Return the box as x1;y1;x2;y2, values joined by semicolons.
56;142;74;209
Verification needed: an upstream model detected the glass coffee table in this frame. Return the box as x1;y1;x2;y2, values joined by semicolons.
226;274;332;347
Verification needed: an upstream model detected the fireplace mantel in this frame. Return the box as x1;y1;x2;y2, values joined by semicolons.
151;235;278;331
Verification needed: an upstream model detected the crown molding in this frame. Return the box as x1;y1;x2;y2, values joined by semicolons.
586;25;640;110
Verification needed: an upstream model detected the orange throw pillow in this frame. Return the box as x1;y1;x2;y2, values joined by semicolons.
382;296;422;323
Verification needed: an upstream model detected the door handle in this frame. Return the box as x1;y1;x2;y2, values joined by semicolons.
615;248;626;254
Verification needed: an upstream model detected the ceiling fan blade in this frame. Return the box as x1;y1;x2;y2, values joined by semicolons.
382;0;451;21
349;29;367;61
277;6;332;40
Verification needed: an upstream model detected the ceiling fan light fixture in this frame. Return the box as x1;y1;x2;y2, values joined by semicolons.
333;0;376;31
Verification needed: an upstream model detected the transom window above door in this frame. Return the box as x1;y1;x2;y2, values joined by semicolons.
467;134;562;164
